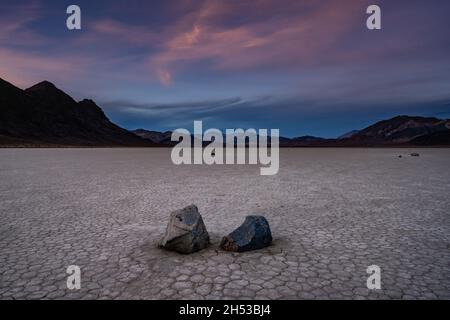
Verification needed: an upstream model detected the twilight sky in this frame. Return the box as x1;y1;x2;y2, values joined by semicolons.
1;0;450;137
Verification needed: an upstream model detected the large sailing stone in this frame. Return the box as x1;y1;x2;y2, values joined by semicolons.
159;205;210;254
220;216;272;252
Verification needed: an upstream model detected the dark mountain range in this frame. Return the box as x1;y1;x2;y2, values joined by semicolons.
290;115;450;147
346;116;450;145
1;78;449;147
0;79;155;147
132;128;293;146
132;129;174;145
134;116;450;147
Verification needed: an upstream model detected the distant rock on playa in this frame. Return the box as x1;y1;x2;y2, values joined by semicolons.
159;205;210;254
220;216;272;252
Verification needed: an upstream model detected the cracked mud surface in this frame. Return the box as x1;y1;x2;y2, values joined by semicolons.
1;148;449;299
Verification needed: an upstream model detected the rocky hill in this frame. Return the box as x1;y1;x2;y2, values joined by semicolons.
0;79;155;147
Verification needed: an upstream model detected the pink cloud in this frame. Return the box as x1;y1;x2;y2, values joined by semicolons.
78;0;367;85
144;0;366;84
0;0;368;87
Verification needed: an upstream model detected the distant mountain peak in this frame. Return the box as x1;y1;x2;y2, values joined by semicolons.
25;80;76;106
388;114;440;122
291;135;325;142
28;80;56;89
132;129;173;144
348;115;450;144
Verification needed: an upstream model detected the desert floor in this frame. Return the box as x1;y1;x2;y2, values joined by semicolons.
0;148;449;299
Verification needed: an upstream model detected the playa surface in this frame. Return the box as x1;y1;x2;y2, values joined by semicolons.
0;148;449;300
